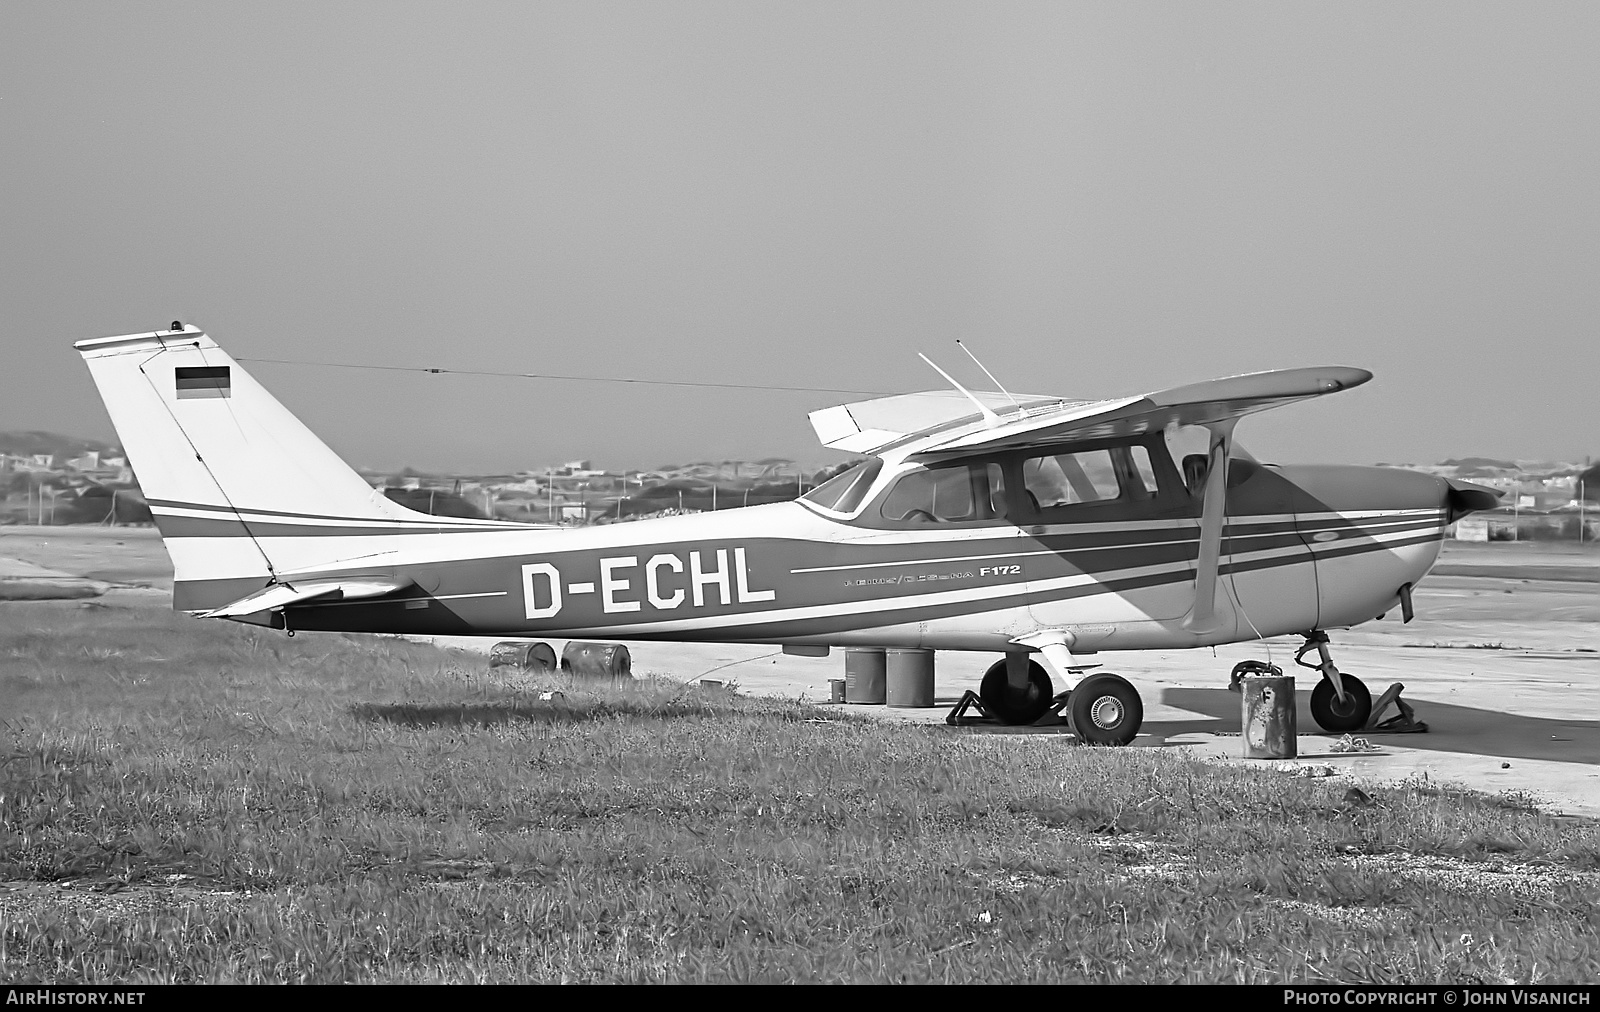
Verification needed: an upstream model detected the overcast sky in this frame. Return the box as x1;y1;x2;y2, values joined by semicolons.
2;3;1595;473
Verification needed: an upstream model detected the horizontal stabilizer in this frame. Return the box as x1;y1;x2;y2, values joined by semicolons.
199;577;412;618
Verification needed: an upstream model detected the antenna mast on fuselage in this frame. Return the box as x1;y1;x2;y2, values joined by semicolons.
955;339;1021;412
917;352;1001;428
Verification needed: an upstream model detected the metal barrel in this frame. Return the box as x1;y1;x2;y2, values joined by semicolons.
525;642;558;673
488;640;558;673
561;641;633;680
886;648;935;708
1241;674;1297;759
843;647;886;704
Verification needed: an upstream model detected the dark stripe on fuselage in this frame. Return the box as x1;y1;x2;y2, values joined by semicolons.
259;559;1203;640
146;498;520;531
147;505;1440;545
1307;528;1444;565
710;537;1434;643
178;523;1440;642
150;514;509;539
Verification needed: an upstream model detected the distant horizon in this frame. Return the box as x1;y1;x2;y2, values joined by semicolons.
1;425;1590;479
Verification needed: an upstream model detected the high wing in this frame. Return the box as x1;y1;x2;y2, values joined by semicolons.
810;366;1372;458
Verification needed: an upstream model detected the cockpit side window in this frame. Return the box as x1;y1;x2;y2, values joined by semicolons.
879;463;1004;524
881;465;974;522
865;443;1178;528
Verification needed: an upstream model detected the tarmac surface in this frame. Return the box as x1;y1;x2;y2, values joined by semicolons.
3;525;1597;816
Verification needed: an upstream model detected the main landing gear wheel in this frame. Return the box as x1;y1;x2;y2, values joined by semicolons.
1067;673;1144;746
1310;675;1371;733
979;658;1053;726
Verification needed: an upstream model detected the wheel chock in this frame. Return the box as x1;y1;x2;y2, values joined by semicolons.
1365;682;1428;733
946;690;1073;727
945;690;990;725
1046;691;1072;722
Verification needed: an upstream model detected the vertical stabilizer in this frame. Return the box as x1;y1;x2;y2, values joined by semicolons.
75;325;511;607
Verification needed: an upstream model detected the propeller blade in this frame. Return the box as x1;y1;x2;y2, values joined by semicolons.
1446;479;1502;521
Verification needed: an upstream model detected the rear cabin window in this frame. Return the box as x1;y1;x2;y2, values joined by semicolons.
801;458;882;514
1020;445;1158;515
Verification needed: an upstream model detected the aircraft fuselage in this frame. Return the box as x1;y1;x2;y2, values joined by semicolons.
179;461;1452;655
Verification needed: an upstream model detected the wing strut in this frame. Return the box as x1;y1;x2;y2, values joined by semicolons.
1183;418;1237;633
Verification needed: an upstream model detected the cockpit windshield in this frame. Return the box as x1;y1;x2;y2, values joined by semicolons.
800;458;882;514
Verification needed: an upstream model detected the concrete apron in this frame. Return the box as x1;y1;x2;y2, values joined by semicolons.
0;555;107;600
425;627;1600;821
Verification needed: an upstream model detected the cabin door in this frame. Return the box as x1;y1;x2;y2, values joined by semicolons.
1019;443;1196;626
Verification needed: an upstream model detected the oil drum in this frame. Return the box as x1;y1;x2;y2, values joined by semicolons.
561;641;632;680
844;647;886;704
488;640;558;673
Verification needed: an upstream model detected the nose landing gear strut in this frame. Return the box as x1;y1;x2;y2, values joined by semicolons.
1296;631;1372;733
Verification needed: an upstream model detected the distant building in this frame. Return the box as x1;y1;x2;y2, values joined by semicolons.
497;478;547;495
2;454;55;474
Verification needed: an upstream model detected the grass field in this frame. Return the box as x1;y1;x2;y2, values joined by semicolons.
3;600;1600;983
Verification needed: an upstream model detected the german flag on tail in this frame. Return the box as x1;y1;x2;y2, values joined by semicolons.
175;365;230;399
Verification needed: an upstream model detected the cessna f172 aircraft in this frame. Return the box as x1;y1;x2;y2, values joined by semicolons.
77;324;1500;744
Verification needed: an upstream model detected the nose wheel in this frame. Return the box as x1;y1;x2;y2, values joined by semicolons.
1310;676;1371;732
1296;631;1372;733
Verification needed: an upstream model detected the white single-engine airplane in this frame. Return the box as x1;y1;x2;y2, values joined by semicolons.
77;324;1500;744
